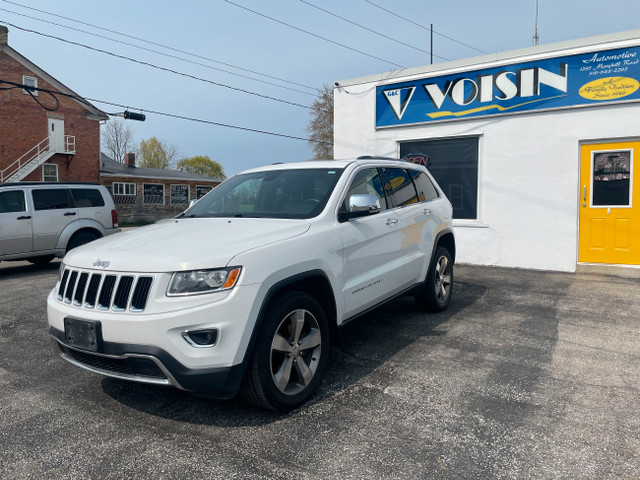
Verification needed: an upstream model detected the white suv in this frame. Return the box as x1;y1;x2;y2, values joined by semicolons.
0;182;120;264
47;158;455;411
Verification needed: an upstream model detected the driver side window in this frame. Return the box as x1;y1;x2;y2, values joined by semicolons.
341;168;388;212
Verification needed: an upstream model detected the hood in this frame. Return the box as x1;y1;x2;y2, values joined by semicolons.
64;218;310;272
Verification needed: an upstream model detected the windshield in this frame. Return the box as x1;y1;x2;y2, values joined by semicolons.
182;168;344;219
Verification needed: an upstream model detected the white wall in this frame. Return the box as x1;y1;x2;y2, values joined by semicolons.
334;83;639;272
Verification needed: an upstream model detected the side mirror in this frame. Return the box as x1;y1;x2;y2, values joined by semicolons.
339;194;380;222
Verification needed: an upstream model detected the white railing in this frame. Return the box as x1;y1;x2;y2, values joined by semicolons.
0;135;76;183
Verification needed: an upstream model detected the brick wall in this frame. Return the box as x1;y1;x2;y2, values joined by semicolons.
101;175;221;224
0;51;101;183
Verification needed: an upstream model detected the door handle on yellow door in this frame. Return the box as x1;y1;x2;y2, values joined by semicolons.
583;185;586;202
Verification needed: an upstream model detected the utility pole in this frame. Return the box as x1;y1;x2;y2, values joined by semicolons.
430;23;433;64
533;0;540;46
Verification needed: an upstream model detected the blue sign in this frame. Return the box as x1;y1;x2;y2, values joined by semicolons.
376;45;640;128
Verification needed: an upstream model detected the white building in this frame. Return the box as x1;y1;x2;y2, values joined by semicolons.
334;30;640;272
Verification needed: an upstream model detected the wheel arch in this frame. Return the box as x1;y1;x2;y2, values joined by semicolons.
57;220;105;250
240;270;339;367
434;229;456;263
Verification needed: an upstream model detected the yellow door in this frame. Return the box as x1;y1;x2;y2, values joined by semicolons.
579;141;640;265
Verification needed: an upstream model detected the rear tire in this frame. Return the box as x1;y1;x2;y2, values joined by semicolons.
240;291;329;412
66;231;99;252
415;246;453;312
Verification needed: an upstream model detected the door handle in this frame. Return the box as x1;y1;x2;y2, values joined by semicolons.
583;185;586;202
64;212;77;216
17;215;31;220
385;217;398;226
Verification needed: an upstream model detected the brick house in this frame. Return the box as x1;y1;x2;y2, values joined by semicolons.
0;26;107;184
100;153;222;224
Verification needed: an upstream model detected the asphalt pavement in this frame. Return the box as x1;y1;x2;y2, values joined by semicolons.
0;261;639;479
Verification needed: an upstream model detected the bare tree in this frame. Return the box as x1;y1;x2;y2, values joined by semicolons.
306;84;334;160
102;119;135;163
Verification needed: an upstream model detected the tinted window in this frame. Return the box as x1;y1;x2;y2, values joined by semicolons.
32;189;72;210
0;190;26;213
401;136;479;219
341;168;388;211
71;188;105;208
409;170;439;202
381;168;419;207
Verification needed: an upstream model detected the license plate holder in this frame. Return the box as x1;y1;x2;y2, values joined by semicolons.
64;318;102;352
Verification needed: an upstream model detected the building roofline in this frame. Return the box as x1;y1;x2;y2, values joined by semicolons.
0;43;109;120
337;29;640;87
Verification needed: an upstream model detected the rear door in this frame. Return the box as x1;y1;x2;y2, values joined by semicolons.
31;188;78;251
70;187;108;228
0;189;33;256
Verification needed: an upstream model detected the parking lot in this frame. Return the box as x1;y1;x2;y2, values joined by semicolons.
1;261;639;479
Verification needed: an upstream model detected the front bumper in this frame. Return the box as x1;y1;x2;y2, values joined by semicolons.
49;326;244;397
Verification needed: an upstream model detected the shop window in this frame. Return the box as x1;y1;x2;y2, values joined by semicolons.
196;185;213;199
143;184;164;204
170;184;189;204
400;136;479;219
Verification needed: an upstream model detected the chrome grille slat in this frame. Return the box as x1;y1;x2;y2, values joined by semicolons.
57;269;153;313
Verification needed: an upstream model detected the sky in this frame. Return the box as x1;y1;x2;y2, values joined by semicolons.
1;0;639;176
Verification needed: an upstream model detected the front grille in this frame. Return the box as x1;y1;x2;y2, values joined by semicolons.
59;344;167;380
57;268;154;313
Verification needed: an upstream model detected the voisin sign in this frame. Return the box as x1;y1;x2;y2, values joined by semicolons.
375;45;640;128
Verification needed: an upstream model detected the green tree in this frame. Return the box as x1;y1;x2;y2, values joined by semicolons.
306;84;334;160
138;137;179;169
176;155;226;179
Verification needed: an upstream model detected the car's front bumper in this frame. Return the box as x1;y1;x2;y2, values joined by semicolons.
49;326;245;397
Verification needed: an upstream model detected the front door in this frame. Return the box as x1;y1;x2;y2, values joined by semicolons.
578;140;640;265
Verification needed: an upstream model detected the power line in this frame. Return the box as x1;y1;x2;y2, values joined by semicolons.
0;5;316;96
1;0;317;92
299;0;449;61
1;21;314;111
363;0;488;55
0;80;333;145
223;0;407;69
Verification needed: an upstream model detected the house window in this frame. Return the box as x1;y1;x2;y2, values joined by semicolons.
113;182;136;196
400;136;479;220
22;75;38;96
196;185;213;199
42;164;58;182
143;183;164;204
170;184;189;204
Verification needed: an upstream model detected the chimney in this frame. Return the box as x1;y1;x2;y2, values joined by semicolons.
0;26;8;45
125;152;136;167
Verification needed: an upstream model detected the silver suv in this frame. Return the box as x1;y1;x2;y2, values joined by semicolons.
0;182;120;264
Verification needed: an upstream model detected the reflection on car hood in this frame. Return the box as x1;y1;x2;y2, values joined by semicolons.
64;218;310;272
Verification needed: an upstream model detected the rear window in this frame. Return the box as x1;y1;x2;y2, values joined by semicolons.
71;188;105;208
0;190;26;213
32;189;72;210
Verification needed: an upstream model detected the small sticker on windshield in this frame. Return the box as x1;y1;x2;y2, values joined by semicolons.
328;171;336;175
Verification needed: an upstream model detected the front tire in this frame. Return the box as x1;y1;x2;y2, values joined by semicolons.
415;246;453;312
240;292;329;412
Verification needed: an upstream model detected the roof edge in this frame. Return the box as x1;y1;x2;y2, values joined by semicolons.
337;28;640;88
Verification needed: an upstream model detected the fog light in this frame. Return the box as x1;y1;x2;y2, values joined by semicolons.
182;328;219;348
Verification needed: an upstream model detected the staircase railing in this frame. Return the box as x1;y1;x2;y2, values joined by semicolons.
0;135;76;183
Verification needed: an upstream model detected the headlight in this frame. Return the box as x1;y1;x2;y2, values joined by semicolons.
167;267;241;296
